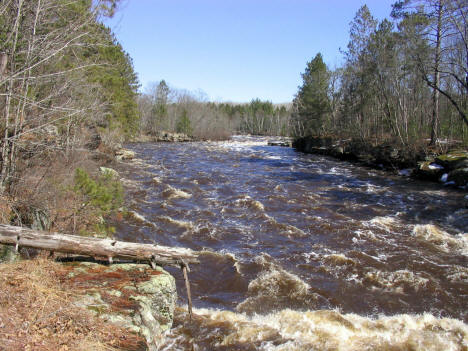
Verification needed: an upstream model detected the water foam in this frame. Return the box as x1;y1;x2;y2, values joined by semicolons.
126;211;155;227
158;215;193;230
363;269;430;293
263;214;307;238
152;176;162;185
236;264;315;314
367;216;400;232
162;307;468;351
412;224;468;255
234;195;265;211
162;185;192;199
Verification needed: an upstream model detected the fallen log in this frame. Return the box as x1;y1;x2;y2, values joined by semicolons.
0;224;199;267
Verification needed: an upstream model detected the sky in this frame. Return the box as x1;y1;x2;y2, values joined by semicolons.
105;0;396;103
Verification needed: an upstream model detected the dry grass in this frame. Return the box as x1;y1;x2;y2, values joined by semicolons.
0;258;142;351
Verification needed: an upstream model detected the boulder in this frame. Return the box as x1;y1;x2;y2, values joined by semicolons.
267;138;292;147
65;262;177;350
415;161;445;182
434;151;468;171
100;166;120;179
156;132;192;142
447;168;468;187
116;149;135;161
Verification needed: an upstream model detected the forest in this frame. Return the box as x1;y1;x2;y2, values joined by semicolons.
137;80;292;140
137;0;467;153
0;0;467;236
0;0;139;236
292;1;468;151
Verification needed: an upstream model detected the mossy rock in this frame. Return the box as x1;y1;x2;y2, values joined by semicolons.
435;152;468;171
416;161;445;181
66;262;177;350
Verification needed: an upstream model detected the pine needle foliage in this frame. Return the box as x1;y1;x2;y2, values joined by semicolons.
73;168;123;236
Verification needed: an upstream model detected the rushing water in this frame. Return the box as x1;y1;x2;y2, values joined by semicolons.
114;136;468;350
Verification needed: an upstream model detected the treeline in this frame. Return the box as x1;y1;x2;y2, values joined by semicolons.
293;1;468;150
138;80;292;139
0;0;139;236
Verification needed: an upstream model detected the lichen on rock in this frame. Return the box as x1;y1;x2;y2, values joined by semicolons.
64;261;177;350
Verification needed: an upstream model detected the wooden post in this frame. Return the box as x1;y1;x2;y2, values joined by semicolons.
182;262;193;321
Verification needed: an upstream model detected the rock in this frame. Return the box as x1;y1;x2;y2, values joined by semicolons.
30;208;50;231
447;168;468;187
415;161;446;182
435;152;468;171
331;146;344;157
100;167;119;179
85;132;102;150
65;262;177;350
0;244;20;263
157;131;192;142
268;139;292;147
116;149;135;161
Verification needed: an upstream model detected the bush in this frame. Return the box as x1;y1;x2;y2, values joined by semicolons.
74;168;123;237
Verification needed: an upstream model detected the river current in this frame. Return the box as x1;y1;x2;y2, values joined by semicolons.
114;136;468;350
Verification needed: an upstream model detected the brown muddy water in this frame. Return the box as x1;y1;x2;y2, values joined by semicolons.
114;136;468;350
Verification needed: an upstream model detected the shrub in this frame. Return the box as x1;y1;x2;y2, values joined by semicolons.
74;168;123;237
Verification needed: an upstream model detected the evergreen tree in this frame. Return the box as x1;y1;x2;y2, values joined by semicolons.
176;109;192;135
293;53;331;137
340;5;378;139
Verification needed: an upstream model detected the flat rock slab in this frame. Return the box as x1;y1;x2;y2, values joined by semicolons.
61;262;177;351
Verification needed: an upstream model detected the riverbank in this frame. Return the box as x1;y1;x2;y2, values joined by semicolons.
0;257;177;350
0;145;181;350
132;131;194;143
293;136;468;189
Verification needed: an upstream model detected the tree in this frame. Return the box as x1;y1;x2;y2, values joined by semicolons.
86;24;140;136
340;5;378;139
0;0;137;194
176;109;192;135
293;53;331;137
392;0;468;144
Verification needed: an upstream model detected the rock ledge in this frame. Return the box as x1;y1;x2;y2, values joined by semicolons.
65;262;177;350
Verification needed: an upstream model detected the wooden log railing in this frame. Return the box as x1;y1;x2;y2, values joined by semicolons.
0;224;199;267
0;224;199;318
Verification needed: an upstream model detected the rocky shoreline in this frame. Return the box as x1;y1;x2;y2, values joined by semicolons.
293;136;468;190
65;261;177;350
0;245;180;350
132;131;193;143
0;145;184;350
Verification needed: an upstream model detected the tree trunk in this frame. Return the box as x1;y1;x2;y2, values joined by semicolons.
0;224;199;267
430;0;443;146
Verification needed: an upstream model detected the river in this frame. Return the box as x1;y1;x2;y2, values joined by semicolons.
114;136;468;350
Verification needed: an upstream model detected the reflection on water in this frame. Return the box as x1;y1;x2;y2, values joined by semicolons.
114;136;468;350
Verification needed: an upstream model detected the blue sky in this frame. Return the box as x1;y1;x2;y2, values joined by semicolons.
106;0;395;103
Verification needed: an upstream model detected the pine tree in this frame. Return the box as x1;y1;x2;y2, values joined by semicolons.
293;53;331;137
